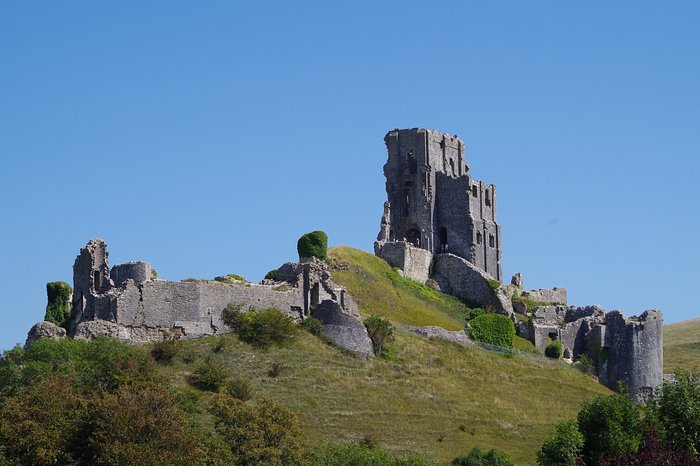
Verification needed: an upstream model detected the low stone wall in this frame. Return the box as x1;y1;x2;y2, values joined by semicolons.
408;326;471;346
521;287;567;305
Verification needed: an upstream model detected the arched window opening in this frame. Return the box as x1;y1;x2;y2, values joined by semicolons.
476;232;482;245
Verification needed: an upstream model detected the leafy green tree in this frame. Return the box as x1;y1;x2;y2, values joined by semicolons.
537;420;584;466
654;370;700;457
577;392;642;464
297;230;328;260
44;281;72;329
85;383;205;465
210;395;309;465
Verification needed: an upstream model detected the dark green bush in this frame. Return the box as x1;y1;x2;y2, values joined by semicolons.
226;377;252;401
465;308;485;321
150;339;182;364
537;420;584;466
191;358;230;392
577;392;642;464
44;281;72;329
224;306;298;348
315;442;434;465
452;447;514;466
264;269;278;280
364;315;395;355
654;370;700;457
545;340;563;359
297;230;328;260
467;314;515;348
299;317;332;343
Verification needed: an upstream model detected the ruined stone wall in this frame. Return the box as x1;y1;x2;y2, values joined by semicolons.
522;288;567;305
374;241;432;284
431;253;513;315
63;239;373;356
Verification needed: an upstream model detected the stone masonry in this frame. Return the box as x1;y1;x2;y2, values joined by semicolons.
375;128;502;281
44;238;374;356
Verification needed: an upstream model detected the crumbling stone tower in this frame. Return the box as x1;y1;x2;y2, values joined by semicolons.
376;128;502;281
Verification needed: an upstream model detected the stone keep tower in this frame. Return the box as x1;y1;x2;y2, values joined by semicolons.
376;128;502;281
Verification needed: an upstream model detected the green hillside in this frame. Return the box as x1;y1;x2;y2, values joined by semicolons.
664;318;700;373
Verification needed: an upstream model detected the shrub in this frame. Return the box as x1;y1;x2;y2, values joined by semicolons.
225;306;298;348
364;315;395;355
452;447;515;466
264;269;278;280
545;340;563;359
150;339;181;364
210;396;310;466
268;362;285;378
299;317;331;343
297;230;328;260
537;420;584;466
577;392;643;464
465;308;485;321
191;358;230;392
151;268;158;280
598;428;699;466
314;442;433;466
44;281;72;329
226;377;252;401
467;314;515;348
211;337;228;353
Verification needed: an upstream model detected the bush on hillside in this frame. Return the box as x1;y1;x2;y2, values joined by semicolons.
537;420;584;466
225;377;252;401
44;281;72;329
545;340;564;359
653;370;700;457
452;447;514;466
264;269;278;280
465;308;485;321
467;314;515;348
297;230;328;260
315;442;434;465
150;338;182;364
191;358;230;392
224;305;298;348
364;315;394;355
210;396;310;465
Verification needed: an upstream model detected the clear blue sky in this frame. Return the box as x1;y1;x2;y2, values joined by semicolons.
1;1;699;350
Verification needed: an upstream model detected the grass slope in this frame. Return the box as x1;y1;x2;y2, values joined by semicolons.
153;246;611;465
664;318;700;373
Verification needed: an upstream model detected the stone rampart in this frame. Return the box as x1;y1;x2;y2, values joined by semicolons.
521;288;567;305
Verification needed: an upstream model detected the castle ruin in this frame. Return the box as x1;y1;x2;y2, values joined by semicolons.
375;128;663;398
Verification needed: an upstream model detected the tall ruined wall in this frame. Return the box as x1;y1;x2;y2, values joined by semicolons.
377;128;501;281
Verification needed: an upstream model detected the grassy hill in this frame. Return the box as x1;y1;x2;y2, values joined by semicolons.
150;246;609;465
664;318;700;373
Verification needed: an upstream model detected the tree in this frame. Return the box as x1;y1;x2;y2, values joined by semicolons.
210;395;309;465
577;392;642;464
537;420;584;466
363;315;394;355
654;370;700;457
44;281;72;329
